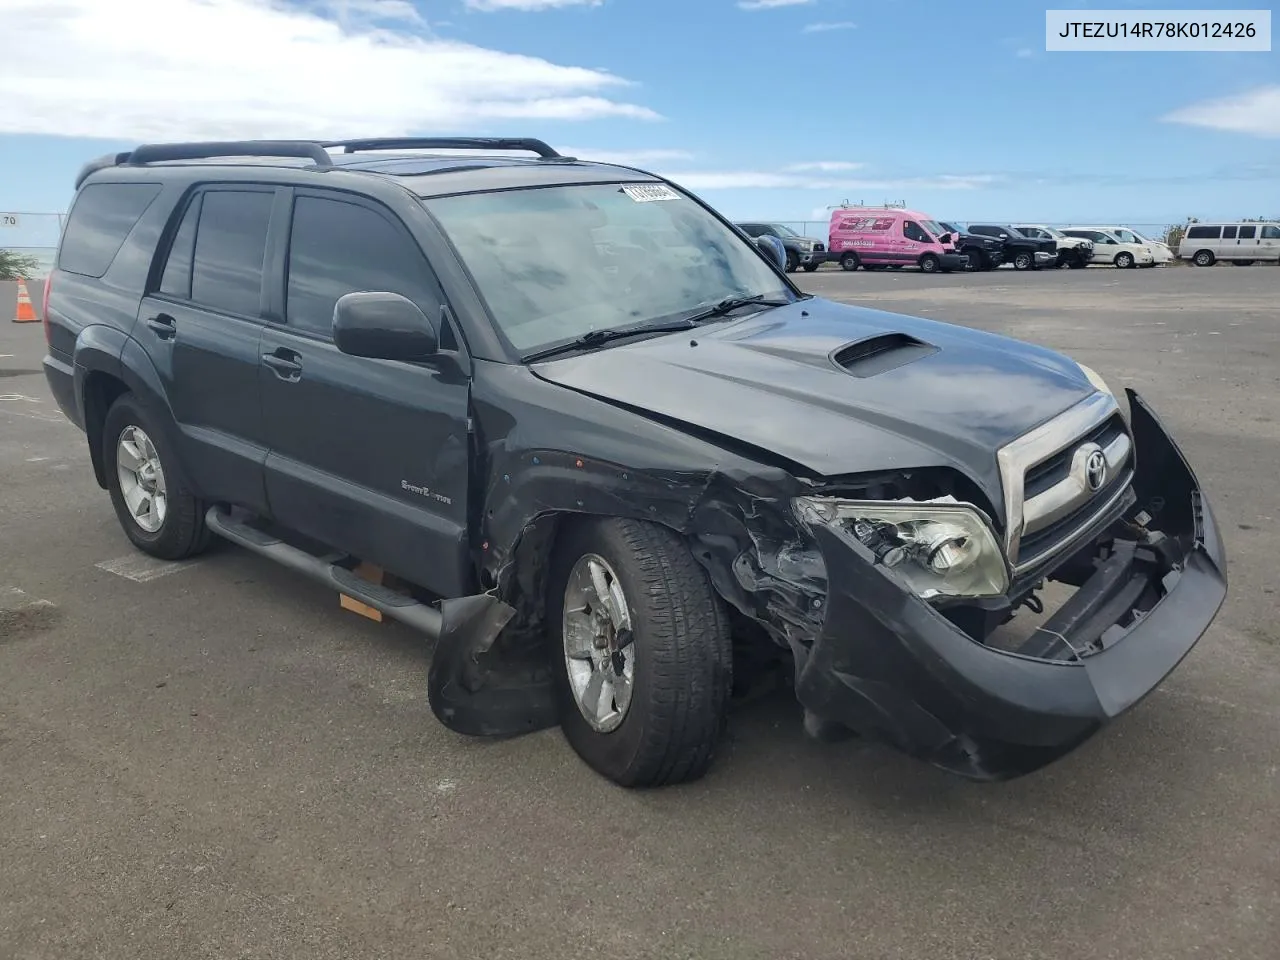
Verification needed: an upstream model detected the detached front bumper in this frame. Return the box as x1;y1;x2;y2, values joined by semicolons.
937;253;969;271
790;391;1227;780
1034;251;1058;267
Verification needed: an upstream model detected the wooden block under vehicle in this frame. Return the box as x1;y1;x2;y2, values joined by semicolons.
339;562;384;622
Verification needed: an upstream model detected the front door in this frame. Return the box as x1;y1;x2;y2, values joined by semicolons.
257;189;473;598
136;186;278;514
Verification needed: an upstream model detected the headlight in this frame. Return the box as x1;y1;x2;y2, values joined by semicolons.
1077;362;1113;398
792;496;1009;599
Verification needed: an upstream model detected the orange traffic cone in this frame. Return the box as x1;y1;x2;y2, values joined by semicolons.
12;278;37;323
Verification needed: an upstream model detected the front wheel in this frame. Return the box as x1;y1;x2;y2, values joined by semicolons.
103;394;211;560
1013;252;1033;270
784;250;799;273
1114;252;1135;269
839;252;860;271
1193;250;1215;267
802;262;819;272
964;249;984;271
548;518;733;788
919;254;940;273
1069;253;1090;269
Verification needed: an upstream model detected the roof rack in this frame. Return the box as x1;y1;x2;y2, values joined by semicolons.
74;141;335;190
323;137;568;160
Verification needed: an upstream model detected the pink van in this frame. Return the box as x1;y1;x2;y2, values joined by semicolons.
828;207;968;274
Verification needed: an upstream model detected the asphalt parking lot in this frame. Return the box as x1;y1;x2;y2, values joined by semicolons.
2;264;1278;960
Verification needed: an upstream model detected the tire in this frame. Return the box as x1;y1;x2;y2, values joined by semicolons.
103;393;211;561
919;254;940;273
547;517;733;788
1013;252;1033;271
802;263;819;272
1114;252;1135;269
785;250;799;273
963;249;983;271
1193;250;1215;267
1232;260;1256;266
839;252;860;271
1068;252;1089;269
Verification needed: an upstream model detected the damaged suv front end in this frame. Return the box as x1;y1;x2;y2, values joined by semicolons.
784;387;1226;779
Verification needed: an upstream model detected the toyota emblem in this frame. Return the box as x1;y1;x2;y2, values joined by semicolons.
1085;449;1108;491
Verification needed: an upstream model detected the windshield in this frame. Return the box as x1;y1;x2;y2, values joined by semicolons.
771;224;799;237
1113;228;1141;243
921;219;947;237
423;183;792;355
1039;226;1067;239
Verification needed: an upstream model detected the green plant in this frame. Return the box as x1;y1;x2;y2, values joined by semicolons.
0;249;40;281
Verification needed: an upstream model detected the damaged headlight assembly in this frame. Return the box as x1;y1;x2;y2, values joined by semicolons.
792;496;1010;599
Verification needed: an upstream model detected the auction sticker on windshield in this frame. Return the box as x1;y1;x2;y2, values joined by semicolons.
622;184;681;202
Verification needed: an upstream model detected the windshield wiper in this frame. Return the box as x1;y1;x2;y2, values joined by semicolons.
682;294;792;325
522;319;698;363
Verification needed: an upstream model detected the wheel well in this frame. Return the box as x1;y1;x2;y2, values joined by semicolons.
83;372;130;489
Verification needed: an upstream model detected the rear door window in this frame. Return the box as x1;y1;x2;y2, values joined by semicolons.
1222;226;1238;240
1238;225;1257;239
158;196;201;299
285;194;443;338
190;190;275;318
58;182;163;277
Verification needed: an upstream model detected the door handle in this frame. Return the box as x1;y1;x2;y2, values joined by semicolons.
146;313;176;339
261;349;303;380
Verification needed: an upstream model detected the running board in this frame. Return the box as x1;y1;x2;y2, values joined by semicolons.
204;506;442;638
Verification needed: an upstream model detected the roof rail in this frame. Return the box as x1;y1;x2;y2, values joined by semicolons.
127;140;335;167
73;141;335;190
323;137;567;160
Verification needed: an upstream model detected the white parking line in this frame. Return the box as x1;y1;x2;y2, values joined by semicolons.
95;554;202;583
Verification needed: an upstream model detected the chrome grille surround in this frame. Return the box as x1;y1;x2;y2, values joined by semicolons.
996;391;1135;574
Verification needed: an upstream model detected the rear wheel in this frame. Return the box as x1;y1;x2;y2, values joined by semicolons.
548;518;733;788
919;254;940;273
1193;250;1215;267
103;393;210;561
1013;251;1033;271
1231;260;1256;266
839;252;860;271
1114;251;1135;269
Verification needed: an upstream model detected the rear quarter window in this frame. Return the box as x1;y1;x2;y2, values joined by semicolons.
1185;225;1219;240
58;182;163;278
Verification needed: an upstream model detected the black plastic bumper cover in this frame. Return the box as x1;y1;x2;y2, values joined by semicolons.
792;390;1228;780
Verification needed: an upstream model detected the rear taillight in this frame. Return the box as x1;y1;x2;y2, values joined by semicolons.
41;273;53;344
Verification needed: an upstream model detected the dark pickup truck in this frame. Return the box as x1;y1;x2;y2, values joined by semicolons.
937;221;1005;271
966;224;1059;270
736;222;829;272
42;137;1226;789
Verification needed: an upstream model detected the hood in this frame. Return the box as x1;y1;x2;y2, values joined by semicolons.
531;299;1097;496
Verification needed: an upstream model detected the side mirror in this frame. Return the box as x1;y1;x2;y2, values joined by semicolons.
754;235;788;271
333;292;438;362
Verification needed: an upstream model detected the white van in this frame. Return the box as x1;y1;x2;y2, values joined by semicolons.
1178;222;1280;266
1069;225;1175;264
1061;229;1156;268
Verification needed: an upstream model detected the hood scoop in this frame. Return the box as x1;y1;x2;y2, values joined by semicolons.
831;332;939;378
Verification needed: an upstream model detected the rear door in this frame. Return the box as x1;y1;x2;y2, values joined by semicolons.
137;185;279;513
257;188;473;598
1233;224;1258;259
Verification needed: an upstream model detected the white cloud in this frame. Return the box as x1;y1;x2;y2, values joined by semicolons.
1015;47;1034;58
559;148;696;167
0;0;656;141
786;161;864;172
320;0;424;23
1162;86;1280;138
738;0;814;9
466;0;603;9
802;21;856;33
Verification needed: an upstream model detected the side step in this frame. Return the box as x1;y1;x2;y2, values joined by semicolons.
204;506;442;638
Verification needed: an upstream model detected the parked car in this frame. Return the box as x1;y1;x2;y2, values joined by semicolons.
1010;224;1094;268
937;221;1006;271
965;224;1058;271
1177;222;1280;266
1060;229;1156;268
736;222;829;272
1070;225;1174;265
44;137;1226;788
828;207;968;273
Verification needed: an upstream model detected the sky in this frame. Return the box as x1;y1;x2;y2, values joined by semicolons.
1;0;1277;248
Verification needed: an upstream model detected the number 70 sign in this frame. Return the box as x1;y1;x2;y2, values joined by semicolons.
1;214;20;227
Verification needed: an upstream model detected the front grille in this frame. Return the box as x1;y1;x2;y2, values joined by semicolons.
1024;413;1126;498
1017;467;1132;565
